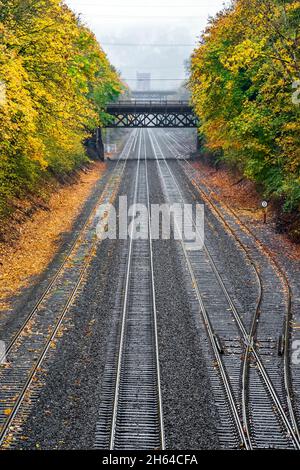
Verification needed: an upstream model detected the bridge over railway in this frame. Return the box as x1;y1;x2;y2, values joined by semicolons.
86;101;199;160
106;101;198;128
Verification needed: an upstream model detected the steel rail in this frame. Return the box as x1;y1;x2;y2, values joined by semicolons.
109;130;143;449
147;129;251;450
109;129;165;450
143;129;165;450
159;131;261;444
0;129;138;365
0;130;137;446
150;129;300;449
163;130;300;442
159;130;300;447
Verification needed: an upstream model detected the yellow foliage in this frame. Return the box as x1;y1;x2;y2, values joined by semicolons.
0;0;123;215
189;0;300;209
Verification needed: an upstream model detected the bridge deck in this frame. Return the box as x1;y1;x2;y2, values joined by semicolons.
106;101;198;128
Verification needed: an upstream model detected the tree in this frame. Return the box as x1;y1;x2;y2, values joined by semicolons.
189;0;300;213
0;0;123;216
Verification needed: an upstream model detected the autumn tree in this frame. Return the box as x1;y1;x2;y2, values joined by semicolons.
0;0;123;216
189;0;300;217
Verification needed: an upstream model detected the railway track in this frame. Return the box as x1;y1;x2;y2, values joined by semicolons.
95;129;164;450
0;130;138;447
148;129;300;449
1;125;298;450
161;129;300;443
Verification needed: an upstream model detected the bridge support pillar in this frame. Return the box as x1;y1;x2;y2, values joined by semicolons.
84;128;104;161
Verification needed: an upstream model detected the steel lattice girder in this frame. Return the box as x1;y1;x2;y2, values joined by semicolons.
106;112;198;128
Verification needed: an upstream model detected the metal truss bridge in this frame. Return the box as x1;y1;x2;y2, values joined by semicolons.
106;101;198;128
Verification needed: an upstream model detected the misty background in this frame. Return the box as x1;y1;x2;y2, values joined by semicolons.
65;0;230;92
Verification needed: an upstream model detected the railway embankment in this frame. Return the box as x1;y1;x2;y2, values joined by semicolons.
0;162;106;313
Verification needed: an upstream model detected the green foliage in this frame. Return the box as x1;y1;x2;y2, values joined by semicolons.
190;0;300;212
0;0;123;217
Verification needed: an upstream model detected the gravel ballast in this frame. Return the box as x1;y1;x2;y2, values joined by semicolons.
9;132;266;450
147;158;220;449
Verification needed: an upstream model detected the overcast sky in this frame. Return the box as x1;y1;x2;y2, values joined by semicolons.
65;0;230;91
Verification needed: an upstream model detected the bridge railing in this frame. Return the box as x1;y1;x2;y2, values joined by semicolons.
107;101;192;114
